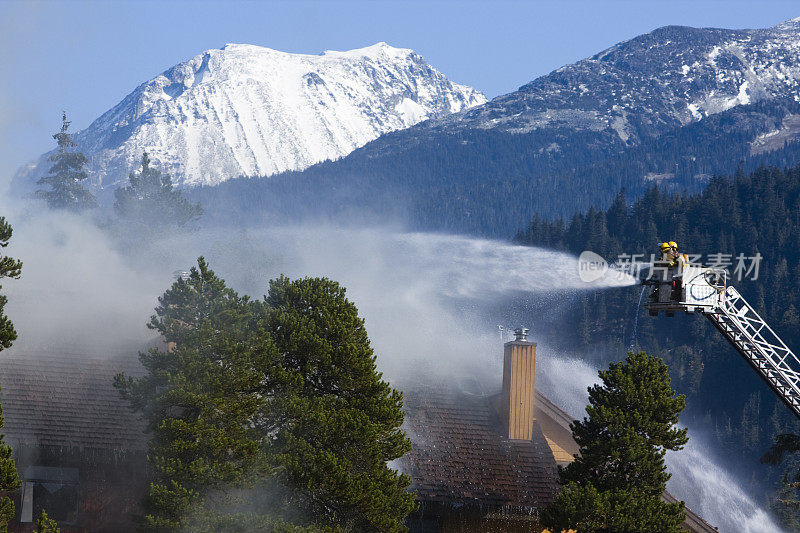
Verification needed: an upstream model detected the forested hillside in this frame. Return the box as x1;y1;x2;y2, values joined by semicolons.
516;163;800;524
196;99;800;236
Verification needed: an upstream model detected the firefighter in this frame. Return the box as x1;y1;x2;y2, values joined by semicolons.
667;241;688;268
653;242;673;288
660;241;678;266
664;241;685;301
659;242;672;261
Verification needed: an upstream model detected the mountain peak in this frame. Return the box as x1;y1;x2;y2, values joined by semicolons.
322;42;412;59
216;42;409;59
220;42;260;50
773;16;800;31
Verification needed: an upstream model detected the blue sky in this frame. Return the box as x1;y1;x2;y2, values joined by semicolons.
1;0;799;181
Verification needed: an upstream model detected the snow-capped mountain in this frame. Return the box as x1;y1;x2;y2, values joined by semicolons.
441;17;800;143
20;42;485;189
198;17;800;234
286;18;800;177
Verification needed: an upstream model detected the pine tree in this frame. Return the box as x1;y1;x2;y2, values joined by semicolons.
0;219;22;350
115;258;271;529
34;509;59;533
0;217;21;532
541;351;688;533
762;433;800;525
263;276;416;532
114;152;203;231
36;112;96;211
116;261;415;531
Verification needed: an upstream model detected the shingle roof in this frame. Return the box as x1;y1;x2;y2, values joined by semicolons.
0;352;148;453
399;384;559;510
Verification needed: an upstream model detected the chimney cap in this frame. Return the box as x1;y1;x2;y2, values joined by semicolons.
513;328;529;342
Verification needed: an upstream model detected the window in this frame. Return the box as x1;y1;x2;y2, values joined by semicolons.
19;466;79;525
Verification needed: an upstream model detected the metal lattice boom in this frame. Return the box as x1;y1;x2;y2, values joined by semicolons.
703;286;800;419
644;263;800;420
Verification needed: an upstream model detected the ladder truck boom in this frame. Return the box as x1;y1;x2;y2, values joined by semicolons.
644;261;800;419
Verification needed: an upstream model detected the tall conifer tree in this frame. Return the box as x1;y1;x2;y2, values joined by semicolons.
113;152;203;231
36;113;96;211
34;509;59;533
541;351;688;533
0;217;22;532
115;258;268;529
263;276;416;532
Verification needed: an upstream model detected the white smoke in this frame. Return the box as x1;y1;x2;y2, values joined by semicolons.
0;208;778;531
85;225;630;379
2;209;163;354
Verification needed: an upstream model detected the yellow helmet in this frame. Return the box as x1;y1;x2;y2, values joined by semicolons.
668;241;677;249
660;242;671;252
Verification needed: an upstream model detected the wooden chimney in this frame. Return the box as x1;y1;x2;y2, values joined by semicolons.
501;328;536;440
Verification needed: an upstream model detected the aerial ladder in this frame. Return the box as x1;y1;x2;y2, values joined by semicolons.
643;259;800;419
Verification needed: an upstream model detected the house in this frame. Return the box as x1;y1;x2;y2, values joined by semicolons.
401;384;559;532
399;329;717;532
0;352;148;532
